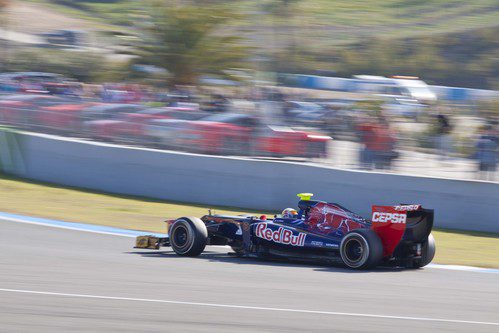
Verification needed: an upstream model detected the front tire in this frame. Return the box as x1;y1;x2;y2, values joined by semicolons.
340;229;383;269
169;217;208;256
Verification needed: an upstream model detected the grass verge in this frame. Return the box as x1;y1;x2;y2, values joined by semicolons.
0;173;269;234
1;173;498;268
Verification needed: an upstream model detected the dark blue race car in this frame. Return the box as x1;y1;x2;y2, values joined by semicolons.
135;193;435;269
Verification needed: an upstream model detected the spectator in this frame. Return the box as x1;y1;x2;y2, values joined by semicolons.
357;116;377;170
373;117;397;170
435;114;453;160
474;124;498;181
209;94;230;113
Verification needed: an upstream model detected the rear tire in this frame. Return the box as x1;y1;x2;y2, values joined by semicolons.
414;233;436;268
169;217;208;256
340;229;383;269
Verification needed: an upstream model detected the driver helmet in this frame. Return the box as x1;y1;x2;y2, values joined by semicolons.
281;208;298;218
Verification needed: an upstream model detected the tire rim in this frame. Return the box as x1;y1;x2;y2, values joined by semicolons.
342;236;369;268
171;223;193;254
173;225;188;247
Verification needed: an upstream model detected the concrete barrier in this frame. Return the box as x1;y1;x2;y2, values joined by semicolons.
2;130;498;232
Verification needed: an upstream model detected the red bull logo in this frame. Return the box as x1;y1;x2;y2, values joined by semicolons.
255;223;306;246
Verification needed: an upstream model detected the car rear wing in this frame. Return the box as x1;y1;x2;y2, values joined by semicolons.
370;204;433;257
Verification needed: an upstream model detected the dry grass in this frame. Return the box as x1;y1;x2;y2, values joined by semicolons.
432;229;499;268
4;1;96;33
0;174;268;234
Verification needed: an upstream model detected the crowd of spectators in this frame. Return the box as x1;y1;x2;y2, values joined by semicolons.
1;73;497;180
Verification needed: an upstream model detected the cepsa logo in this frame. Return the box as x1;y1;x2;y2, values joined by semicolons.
372;212;407;224
255;223;306;246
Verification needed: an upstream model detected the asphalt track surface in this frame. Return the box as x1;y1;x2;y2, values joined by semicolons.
1;219;498;333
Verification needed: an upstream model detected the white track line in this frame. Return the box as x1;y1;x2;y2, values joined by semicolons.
0;216;137;238
0;288;497;326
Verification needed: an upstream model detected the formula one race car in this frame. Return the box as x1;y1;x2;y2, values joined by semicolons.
135;194;435;269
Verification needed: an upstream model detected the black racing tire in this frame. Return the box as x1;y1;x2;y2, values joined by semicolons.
169;217;208;256
414;233;436;268
340;229;383;269
305;141;327;159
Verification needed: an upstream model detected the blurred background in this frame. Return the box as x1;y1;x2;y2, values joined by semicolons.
0;0;498;181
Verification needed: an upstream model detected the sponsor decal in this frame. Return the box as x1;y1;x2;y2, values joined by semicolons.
310;241;323;246
372;212;406;224
320;205;350;219
210;217;234;224
394;204;421;212
325;243;339;248
255;223;306;246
